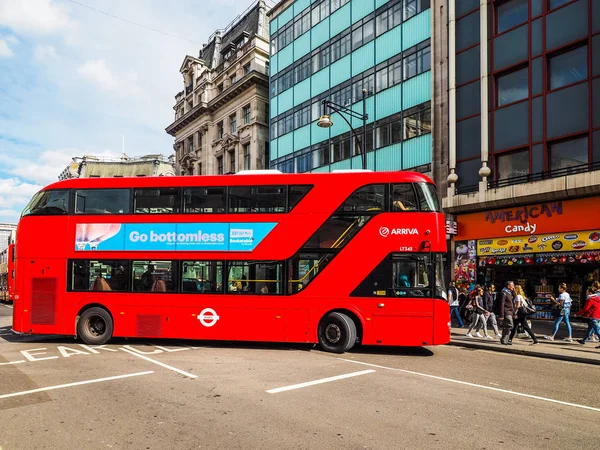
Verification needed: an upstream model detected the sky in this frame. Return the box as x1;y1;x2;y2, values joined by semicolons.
0;0;257;224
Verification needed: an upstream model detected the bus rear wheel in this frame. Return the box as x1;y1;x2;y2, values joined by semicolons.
78;307;113;345
318;312;357;353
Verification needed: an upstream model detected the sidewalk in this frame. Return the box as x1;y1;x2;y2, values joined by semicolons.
449;318;600;365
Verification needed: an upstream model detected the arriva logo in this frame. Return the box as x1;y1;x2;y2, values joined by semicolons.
379;227;418;237
379;227;390;237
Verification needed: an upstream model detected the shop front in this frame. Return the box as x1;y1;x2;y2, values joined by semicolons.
452;197;600;319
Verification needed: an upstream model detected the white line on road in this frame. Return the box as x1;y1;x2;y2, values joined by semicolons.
1;304;13;309
266;369;376;394
120;347;198;379
0;360;25;366
0;371;154;400
338;358;600;413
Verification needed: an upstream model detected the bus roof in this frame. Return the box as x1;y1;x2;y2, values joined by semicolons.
42;171;434;191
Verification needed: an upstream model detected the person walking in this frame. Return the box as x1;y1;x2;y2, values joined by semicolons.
448;281;463;327
508;285;539;345
466;286;492;339
499;281;516;345
575;281;600;347
544;283;574;342
476;284;501;339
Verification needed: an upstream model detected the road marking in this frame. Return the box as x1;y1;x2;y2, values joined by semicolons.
0;360;25;366
120;347;198;379
1;304;13;309
338;358;600;413
266;370;376;394
0;371;153;400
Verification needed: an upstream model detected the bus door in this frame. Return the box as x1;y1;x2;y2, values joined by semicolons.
21;258;65;334
371;254;434;346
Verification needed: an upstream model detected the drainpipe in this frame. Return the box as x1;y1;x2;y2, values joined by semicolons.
447;0;458;196
478;0;491;198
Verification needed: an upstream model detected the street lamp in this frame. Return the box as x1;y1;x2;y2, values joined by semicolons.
317;89;369;170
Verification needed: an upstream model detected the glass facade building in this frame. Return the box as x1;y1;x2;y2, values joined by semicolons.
268;0;432;173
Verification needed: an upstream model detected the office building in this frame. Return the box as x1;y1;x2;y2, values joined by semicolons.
436;0;600;308
268;0;432;173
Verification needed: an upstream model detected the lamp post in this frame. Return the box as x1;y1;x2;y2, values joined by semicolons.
317;89;369;170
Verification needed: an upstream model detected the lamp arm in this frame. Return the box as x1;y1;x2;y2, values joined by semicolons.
324;103;363;150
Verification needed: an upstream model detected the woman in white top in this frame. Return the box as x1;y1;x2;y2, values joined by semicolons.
508;285;539;345
466;286;492;339
544;283;573;342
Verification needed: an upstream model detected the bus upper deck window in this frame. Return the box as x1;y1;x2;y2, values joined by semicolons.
21;190;69;217
391;184;418;211
75;189;130;214
338;185;385;212
416;182;441;212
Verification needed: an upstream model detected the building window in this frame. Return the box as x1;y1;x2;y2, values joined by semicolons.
217;156;224;175
243;143;251;170
229;150;236;173
403;44;431;80
217;83;224;94
497;67;528;106
550;136;589;172
230;74;236;85
404;0;430;21
217;121;224;139
497;150;529;180
265;102;269;122
403;106;431;140
243;104;251;124
549;45;587;90
198;132;203;150
187;136;194;153
230;113;237;134
243;62;251;75
496;0;527;34
548;0;571;10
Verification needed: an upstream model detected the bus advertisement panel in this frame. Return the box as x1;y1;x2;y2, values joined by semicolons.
13;171;449;353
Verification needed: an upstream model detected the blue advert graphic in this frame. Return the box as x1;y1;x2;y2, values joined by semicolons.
75;222;277;252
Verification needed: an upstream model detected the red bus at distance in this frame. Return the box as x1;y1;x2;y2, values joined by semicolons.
0;243;15;303
13;171;449;353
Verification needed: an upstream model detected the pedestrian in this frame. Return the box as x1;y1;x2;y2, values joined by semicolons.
466;286;492;339
458;287;471;324
448;281;463;327
476;284;502;339
575;281;600;347
544;283;573;342
508;285;539;345
499;281;516;345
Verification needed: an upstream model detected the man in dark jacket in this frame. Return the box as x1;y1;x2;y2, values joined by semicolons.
499;281;516;345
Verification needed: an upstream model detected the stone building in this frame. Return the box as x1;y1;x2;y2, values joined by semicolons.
166;0;271;175
58;154;175;180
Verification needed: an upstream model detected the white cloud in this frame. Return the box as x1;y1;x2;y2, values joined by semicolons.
77;59;118;91
34;44;58;61
0;178;42;223
0;38;13;57
0;0;70;35
0;148;119;186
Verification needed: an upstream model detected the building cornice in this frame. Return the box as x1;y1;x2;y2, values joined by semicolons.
166;70;269;136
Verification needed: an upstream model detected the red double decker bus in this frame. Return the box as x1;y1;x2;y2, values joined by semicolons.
0;243;15;303
13;171;449;353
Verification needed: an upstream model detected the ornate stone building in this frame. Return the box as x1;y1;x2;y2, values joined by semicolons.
58;154;175;180
166;0;271;176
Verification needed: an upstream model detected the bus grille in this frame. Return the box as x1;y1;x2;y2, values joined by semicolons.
136;314;162;337
31;278;57;325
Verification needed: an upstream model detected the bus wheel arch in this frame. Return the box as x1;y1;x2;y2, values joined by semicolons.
75;304;114;345
317;309;362;354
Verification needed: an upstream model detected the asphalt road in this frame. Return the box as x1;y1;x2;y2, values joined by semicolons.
1;303;599;450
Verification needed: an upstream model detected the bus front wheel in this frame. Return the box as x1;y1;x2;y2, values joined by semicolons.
318;312;357;353
78;307;113;345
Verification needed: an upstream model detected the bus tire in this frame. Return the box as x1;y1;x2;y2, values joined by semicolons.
77;307;113;345
318;312;357;353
